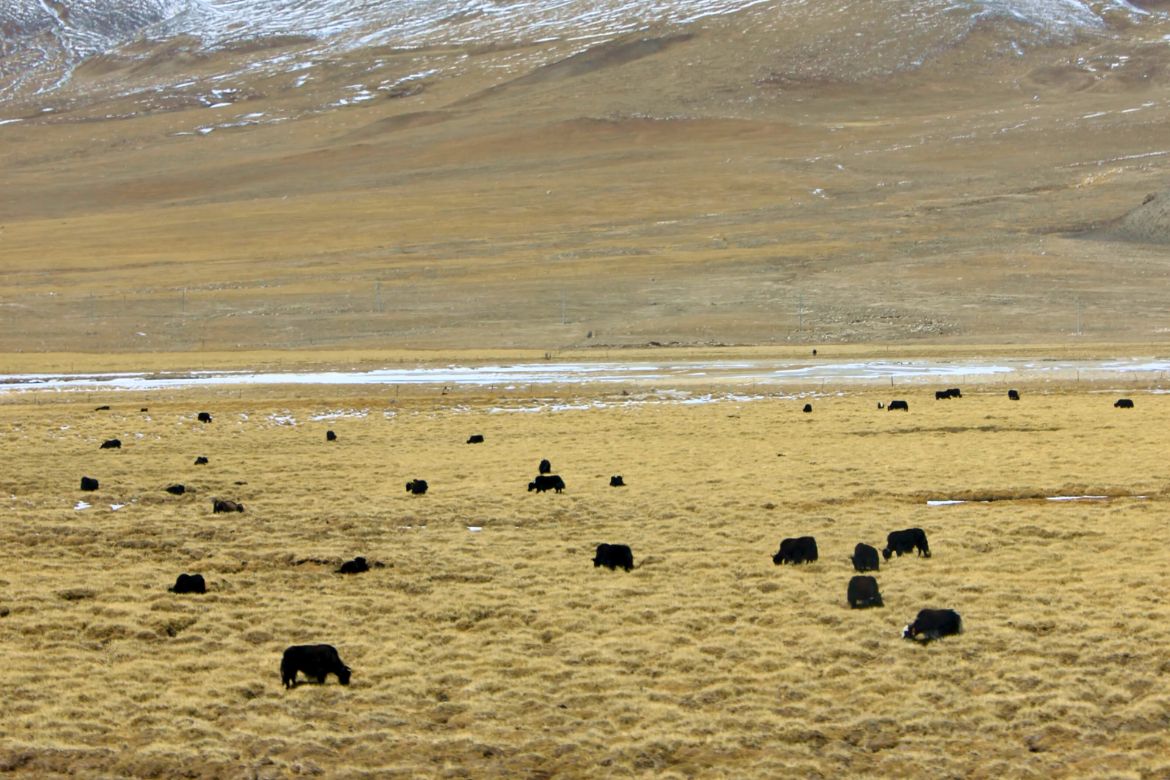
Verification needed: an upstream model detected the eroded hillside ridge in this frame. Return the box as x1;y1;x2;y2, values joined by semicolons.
0;0;1157;102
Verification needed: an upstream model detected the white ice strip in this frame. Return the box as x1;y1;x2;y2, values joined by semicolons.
467;526;483;532
309;409;369;420
930;494;1118;505
75;501;90;510
5;356;1170;393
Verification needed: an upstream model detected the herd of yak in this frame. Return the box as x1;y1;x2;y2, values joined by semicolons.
78;386;1140;687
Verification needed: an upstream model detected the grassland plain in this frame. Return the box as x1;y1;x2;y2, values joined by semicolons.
2;376;1170;778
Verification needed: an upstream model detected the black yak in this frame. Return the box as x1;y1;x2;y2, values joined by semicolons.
772;536;818;565
903;609;962;642
528;475;565;493
593;543;635;572
847;575;883;609
280;644;352;688
882;528;930;560
169;573;206;594
337;557;369;574
851;543;880;572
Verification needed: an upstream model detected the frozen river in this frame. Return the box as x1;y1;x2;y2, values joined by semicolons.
2;357;1169;393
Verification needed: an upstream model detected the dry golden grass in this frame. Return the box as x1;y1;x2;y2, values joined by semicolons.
2;379;1170;777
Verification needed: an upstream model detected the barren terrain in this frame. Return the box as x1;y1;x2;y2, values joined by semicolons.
2;3;1170;354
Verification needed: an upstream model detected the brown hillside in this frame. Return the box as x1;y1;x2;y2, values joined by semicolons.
1;6;1170;354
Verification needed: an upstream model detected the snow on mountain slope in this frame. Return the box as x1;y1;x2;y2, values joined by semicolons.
0;0;1156;102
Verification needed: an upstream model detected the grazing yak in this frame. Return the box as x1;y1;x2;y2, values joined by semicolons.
903;608;962;642
337;557;369;574
80;476;99;491
1008;389;1021;401
169;573;206;594
802;403;813;413
194;456;209;465
326;430;337;442
406;479;428;495
772;536;818;565
197;412;212;423
213;498;244;513
851;543;880;572
888;400;909;411
933;388;962;399
1115;398;1135;409
280;644;352;688
593;543;635;572
165;484;186;496
539;459;552;475
467;434;484;444
528;475;565;493
100;439;121;450
847;575;883;609
883;528;931;560
609;475;625;487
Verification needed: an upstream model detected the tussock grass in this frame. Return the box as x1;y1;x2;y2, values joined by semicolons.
1;383;1169;777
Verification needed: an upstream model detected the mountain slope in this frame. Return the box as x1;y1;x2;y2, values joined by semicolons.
0;0;1169;352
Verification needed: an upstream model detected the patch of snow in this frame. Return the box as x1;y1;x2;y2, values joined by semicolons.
6;357;1170;394
309;409;369;421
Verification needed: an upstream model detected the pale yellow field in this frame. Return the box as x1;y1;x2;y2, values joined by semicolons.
2;378;1169;778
